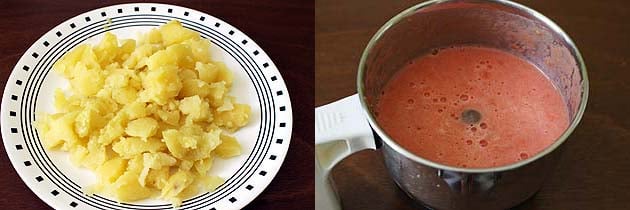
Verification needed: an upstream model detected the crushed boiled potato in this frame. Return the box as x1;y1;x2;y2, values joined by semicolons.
34;20;251;206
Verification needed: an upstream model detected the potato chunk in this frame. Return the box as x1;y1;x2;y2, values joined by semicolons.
112;137;165;158
159;20;200;45
213;103;251;130
96;157;128;183
140;65;182;104
215;134;242;158
179;95;210;122
161;170;194;206
195;62;219;83
125;117;159;138
112;171;154;202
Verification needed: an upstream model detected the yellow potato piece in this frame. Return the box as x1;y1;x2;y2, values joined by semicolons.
185;38;212;63
187;129;222;161
97;157;128;183
215;134;242;158
139;152;177;186
161;170;194;205
162;129;188;159
140;65;182;105
69;63;104;96
180;79;211;98
193;156;214;175
112;137;165;158
195;62;219;83
33;20;251;206
112;171;154;202
179;95;210;122
213;103;251;130
93;32;119;66
203;175;225;191
123;101;148;120
37;112;80;149
125;117;158;138
160;21;200;46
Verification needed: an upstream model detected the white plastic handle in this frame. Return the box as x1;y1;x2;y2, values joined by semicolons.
315;94;376;210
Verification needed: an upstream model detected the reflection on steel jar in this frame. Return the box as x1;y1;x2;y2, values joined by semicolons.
315;0;588;209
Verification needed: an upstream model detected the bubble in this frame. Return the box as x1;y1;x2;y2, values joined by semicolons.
440;97;447;102
519;152;529;159
437;109;443;113
466;140;473;145
462;164;467;168
424;92;431;97
479;140;488;147
471;127;477;132
416;127;422;131
438;152;443;156
453;102;458;106
409;82;416;88
431;49;439;55
480;123;488;129
476;65;481;69
497;92;501;95
460;95;469;101
407;99;415;104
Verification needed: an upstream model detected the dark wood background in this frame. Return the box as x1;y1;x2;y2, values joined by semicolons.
317;0;630;209
0;0;313;209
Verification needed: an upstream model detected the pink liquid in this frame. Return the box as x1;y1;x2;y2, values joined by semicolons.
375;46;569;168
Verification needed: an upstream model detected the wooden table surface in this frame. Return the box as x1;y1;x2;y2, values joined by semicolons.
0;0;313;209
316;0;630;209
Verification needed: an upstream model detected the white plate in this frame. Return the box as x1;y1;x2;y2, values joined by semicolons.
1;3;292;210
